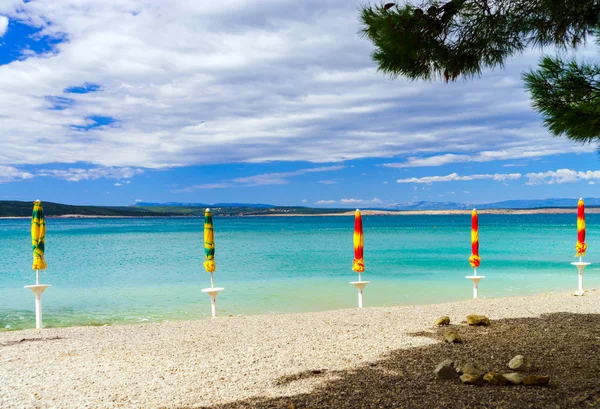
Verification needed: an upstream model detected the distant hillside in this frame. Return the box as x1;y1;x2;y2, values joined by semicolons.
0;201;178;217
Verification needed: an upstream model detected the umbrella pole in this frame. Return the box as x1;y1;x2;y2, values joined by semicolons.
36;269;39;285
571;257;590;296
210;272;215;288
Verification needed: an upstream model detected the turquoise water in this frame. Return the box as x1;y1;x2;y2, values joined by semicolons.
1;215;598;330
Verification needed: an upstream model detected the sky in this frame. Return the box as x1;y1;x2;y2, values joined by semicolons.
0;0;598;208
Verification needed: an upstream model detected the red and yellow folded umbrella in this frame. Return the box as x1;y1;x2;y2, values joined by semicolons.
352;209;365;273
469;209;481;268
576;198;587;257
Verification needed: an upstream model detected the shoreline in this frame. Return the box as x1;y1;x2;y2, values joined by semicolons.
2;290;599;408
1;207;599;219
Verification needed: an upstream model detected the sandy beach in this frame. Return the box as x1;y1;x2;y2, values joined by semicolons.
2;291;600;408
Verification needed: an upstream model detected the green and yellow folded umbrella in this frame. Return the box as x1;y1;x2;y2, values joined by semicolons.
203;208;215;273
31;200;47;272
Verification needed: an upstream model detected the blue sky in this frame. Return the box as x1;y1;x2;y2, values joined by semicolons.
0;1;598;208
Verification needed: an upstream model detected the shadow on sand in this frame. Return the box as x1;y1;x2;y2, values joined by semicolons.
174;312;600;409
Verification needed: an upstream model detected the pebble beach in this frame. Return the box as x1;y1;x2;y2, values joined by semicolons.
2;291;600;408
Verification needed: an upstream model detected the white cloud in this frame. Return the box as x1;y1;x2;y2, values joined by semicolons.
0;165;34;183
397;172;522;184
114;182;123;186
301;199;307;203
37;167;143;182
340;197;382;204
179;165;345;191
319;180;337;184
0;1;595;171
382;146;590;168
0;16;8;37
525;169;600;186
317;197;382;206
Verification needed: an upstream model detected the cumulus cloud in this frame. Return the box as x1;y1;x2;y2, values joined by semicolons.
37;167;143;182
0;16;8;37
179;165;345;192
525;169;600;185
397;172;522;184
316;197;382;206
0;0;595;171
0;165;34;183
382;147;590;168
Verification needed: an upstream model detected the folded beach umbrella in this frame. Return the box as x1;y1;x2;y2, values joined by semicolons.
204;208;216;281
571;198;591;295
352;209;365;276
350;209;369;308
468;209;481;269
575;198;587;258
26;200;51;328
201;208;224;317
466;209;484;299
32;200;47;277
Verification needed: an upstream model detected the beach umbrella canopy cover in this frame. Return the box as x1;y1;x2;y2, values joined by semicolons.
469;209;481;268
203;209;216;273
352;209;365;273
576;198;587;257
31;200;47;271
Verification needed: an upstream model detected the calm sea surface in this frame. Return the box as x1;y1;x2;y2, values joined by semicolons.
1;214;598;330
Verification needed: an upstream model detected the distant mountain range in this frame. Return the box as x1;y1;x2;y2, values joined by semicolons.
383;198;600;211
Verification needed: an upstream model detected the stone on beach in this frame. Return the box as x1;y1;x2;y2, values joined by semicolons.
457;362;487;376
508;355;532;372
443;329;462;344
503;372;527;385
484;372;507;385
467;315;490;326
460;373;484;385
523;375;550;386
434;360;458;380
435;316;450;326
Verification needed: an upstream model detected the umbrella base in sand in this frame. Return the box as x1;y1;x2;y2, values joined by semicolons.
571;261;591;296
24;284;51;329
465;276;485;299
350;281;370;308
201;287;224;318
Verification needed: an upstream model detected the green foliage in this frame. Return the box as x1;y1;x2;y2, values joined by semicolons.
360;0;600;81
360;0;600;143
524;57;600;142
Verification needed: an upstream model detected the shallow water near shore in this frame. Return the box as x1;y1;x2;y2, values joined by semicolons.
1;214;598;330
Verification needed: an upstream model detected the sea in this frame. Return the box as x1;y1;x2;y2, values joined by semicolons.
0;214;598;330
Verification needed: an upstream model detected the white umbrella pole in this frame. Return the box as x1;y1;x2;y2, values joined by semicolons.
202;273;224;318
466;268;485;300
350;277;370;309
571;256;590;296
36;269;39;285
24;282;51;329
